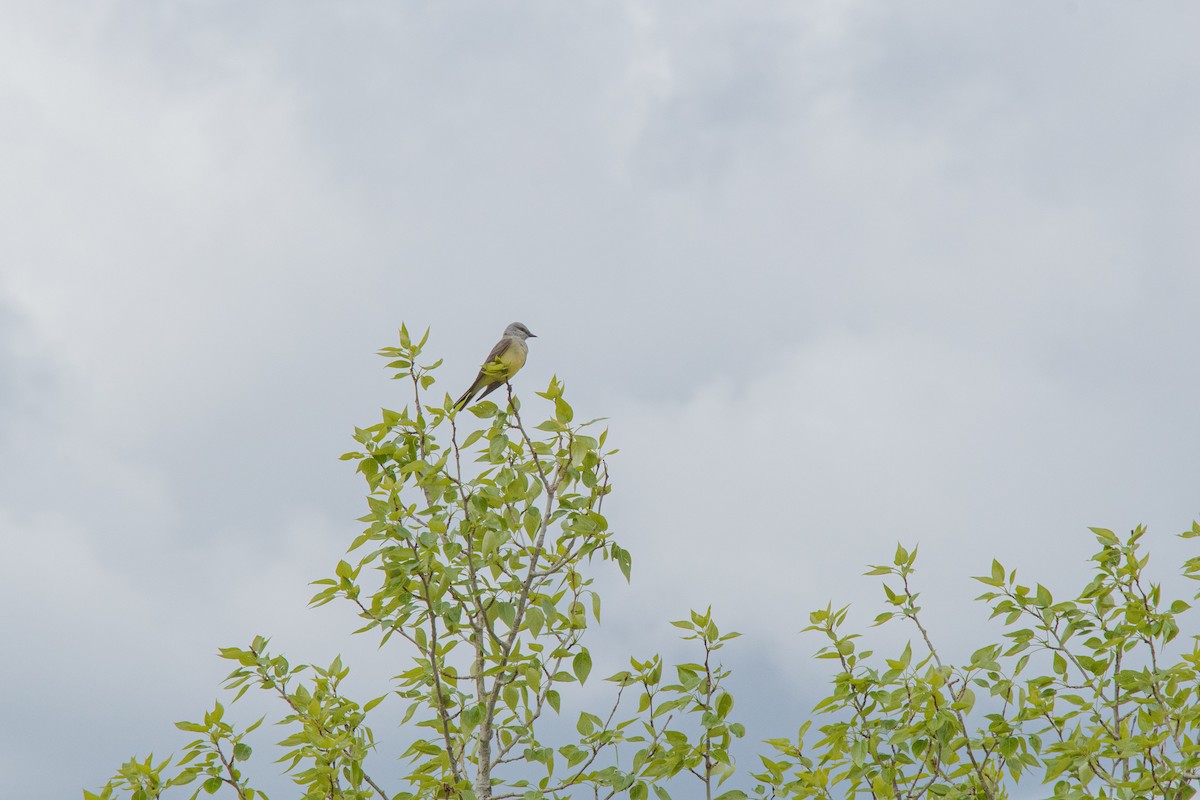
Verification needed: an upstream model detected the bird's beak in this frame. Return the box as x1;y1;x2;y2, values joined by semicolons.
528;332;537;338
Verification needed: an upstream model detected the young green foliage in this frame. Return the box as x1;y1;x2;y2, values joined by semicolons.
320;325;633;798
86;326;1200;800
755;527;1200;800
590;609;748;800
90;326;649;800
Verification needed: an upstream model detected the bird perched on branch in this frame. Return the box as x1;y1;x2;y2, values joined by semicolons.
454;322;537;410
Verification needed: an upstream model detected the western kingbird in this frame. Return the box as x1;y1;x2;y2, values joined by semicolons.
454;322;537;410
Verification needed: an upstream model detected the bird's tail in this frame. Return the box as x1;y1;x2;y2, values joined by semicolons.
454;377;483;411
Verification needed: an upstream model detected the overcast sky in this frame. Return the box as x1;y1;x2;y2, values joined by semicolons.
2;2;1199;798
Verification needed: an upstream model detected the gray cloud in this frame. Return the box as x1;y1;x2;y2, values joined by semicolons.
1;2;1198;797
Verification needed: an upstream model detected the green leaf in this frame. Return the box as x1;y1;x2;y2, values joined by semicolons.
526;606;545;637
462;704;484;730
554;397;573;424
613;545;632;581
471;401;498;418
488;433;509;461
573;650;593;685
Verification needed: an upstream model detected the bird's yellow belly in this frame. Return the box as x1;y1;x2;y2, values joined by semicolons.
497;344;527;374
481;342;527;381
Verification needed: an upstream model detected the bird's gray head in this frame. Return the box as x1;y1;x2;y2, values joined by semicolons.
504;322;536;340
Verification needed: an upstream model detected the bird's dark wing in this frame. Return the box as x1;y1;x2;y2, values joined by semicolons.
480;336;514;367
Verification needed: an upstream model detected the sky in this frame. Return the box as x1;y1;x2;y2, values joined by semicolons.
1;2;1199;798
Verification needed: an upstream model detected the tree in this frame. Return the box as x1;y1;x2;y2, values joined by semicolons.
89;327;742;800
91;327;1200;800
756;528;1200;800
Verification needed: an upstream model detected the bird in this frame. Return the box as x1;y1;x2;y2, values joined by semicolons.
454;322;537;410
